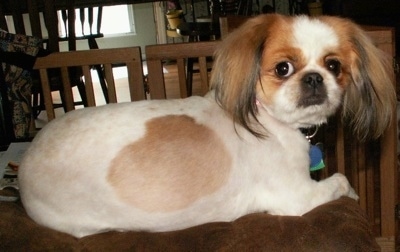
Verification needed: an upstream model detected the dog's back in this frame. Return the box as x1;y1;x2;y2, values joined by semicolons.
18;96;250;237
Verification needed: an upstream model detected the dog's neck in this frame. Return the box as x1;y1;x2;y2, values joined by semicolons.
255;98;325;171
255;98;319;141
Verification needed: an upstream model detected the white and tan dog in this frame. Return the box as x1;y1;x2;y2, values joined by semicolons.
19;14;395;238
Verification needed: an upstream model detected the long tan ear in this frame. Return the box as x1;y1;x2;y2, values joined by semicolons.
210;14;279;137
341;23;396;141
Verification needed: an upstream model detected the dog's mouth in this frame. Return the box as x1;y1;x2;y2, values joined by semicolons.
298;96;326;107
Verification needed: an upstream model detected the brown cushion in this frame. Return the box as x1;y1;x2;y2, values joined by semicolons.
0;197;379;251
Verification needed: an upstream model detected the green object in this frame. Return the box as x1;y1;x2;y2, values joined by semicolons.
310;159;325;172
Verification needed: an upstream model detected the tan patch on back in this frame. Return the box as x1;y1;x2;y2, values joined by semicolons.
107;115;232;212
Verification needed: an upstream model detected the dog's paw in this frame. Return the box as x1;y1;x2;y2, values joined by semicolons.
347;186;359;201
330;173;359;200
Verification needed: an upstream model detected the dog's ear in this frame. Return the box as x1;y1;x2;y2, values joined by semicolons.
340;21;396;141
210;14;278;137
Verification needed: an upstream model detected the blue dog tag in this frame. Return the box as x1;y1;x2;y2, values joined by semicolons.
309;145;325;171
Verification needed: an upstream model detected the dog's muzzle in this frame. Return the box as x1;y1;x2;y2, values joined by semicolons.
299;72;327;107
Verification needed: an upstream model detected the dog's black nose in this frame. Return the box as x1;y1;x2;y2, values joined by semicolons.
302;72;323;89
299;72;326;107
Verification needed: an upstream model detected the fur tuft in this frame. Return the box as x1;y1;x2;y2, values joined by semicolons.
340;21;395;141
210;15;278;138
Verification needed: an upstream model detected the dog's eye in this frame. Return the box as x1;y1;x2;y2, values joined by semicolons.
326;59;341;76
275;62;295;78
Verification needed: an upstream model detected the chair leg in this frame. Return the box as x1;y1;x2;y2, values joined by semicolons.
58;89;68;112
93;64;109;103
33;92;47;118
31;91;41;118
31;78;45;118
76;79;88;107
58;79;87;112
88;38;109;103
186;58;194;96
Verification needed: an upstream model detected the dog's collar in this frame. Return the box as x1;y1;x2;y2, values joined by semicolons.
300;126;319;142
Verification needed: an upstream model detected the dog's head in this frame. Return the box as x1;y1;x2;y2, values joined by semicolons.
211;14;395;140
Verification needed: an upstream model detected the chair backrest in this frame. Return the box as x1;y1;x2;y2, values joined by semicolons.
33;47;145;121
145;40;220;99
0;0;103;52
59;1;103;51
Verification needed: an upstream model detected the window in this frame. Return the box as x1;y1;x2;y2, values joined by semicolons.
59;5;136;37
101;5;136;35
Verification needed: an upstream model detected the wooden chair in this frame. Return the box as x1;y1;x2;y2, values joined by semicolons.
0;0;87;115
33;47;145;121
145;40;219;99
0;0;109;116
58;1;109;103
220;15;399;251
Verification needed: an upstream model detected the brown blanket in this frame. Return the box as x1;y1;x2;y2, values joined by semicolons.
0;196;379;251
